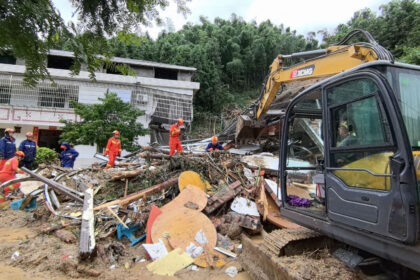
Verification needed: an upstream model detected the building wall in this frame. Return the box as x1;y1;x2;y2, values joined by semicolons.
0;58;199;167
132;66;154;78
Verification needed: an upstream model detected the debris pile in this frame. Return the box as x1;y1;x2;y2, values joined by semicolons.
0;145;320;279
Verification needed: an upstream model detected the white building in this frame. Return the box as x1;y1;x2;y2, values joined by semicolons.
0;50;200;166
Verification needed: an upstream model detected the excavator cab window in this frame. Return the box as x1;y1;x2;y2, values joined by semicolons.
285;89;326;217
327;79;394;191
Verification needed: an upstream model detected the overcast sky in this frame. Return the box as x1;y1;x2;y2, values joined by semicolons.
52;0;390;39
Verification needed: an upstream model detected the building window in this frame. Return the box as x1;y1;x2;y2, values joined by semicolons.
0;85;11;104
47;55;74;70
154;67;178;80
132;91;148;107
0;55;16;65
38;86;78;109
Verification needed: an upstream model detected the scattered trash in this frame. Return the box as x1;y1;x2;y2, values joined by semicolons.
11;251;20;261
0;141;318;279
189;265;199;271
178;171;210;192
142;239;168;260
116;224;145;246
230;197;260;217
214;247;237;258
186;242;204;258
288;195;311;207
225;266;238;278
9;197;37;211
236;244;243;253
146;248;194;276
195;230;208;245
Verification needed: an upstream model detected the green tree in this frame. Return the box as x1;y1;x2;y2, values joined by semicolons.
60;93;148;152
320;0;420;60
0;0;190;85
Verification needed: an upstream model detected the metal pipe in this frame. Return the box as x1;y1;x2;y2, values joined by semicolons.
282;49;327;60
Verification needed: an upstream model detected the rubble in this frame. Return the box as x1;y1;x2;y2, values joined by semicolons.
0;143;349;279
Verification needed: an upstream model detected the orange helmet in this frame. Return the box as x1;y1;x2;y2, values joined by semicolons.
211;136;218;144
26;132;33;137
113;130;120;135
177;118;184;126
5;128;14;133
16;151;25;157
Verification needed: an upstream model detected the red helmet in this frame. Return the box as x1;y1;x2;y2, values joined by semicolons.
26;132;33;137
211;136;218;144
16;151;25;157
177;118;184;126
113;130;120;135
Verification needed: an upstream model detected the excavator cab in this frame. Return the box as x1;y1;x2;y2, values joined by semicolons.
279;62;420;271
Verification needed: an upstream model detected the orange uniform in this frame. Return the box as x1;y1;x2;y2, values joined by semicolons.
0;157;21;202
169;123;183;156
105;137;122;168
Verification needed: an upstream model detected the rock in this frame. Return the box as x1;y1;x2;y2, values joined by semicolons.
55;229;77;243
77;265;101;277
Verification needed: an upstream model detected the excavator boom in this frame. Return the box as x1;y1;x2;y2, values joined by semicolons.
232;29;394;142
256;45;381;118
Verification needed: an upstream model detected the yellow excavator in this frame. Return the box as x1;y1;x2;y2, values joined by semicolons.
231;29;420;273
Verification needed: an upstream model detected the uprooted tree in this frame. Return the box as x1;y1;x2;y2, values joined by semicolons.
59;93;148;152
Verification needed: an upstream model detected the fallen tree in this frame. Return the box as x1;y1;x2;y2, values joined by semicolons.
94;177;178;210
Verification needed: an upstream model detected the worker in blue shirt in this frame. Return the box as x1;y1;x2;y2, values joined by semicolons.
0;128;16;170
19;132;37;170
59;142;79;168
206;136;224;152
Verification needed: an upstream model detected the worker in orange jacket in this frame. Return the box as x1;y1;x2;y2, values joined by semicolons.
105;130;122;169
169;118;184;156
0;151;25;203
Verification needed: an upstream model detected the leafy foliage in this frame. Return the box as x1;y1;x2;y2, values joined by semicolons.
35;147;58;166
106;15;318;113
0;0;190;85
103;1;419;115
319;0;420;59
60;93;148;151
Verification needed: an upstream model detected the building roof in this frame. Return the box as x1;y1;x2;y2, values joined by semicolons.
49;49;197;72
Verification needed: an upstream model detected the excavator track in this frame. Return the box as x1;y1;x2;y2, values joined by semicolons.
241;228;332;280
262;228;322;256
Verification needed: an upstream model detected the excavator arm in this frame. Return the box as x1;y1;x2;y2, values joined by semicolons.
232;30;394;142
256;44;382;119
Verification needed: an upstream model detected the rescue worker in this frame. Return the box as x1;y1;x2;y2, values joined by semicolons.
59;142;79;168
206;136;224;152
0;151;25;203
104;130;122;169
0;128;16;170
18;132;37;170
169;118;184;156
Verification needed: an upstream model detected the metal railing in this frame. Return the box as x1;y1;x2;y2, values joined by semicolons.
0;74;194;124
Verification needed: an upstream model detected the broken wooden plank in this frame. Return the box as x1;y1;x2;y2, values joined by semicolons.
139;152;171;160
79;188;96;260
106;207;128;229
19;194;34;210
224;212;261;231
21;167;83;203
94;177;178;211
204;181;242;214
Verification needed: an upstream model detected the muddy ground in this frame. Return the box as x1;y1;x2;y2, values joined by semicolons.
0;209;252;280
